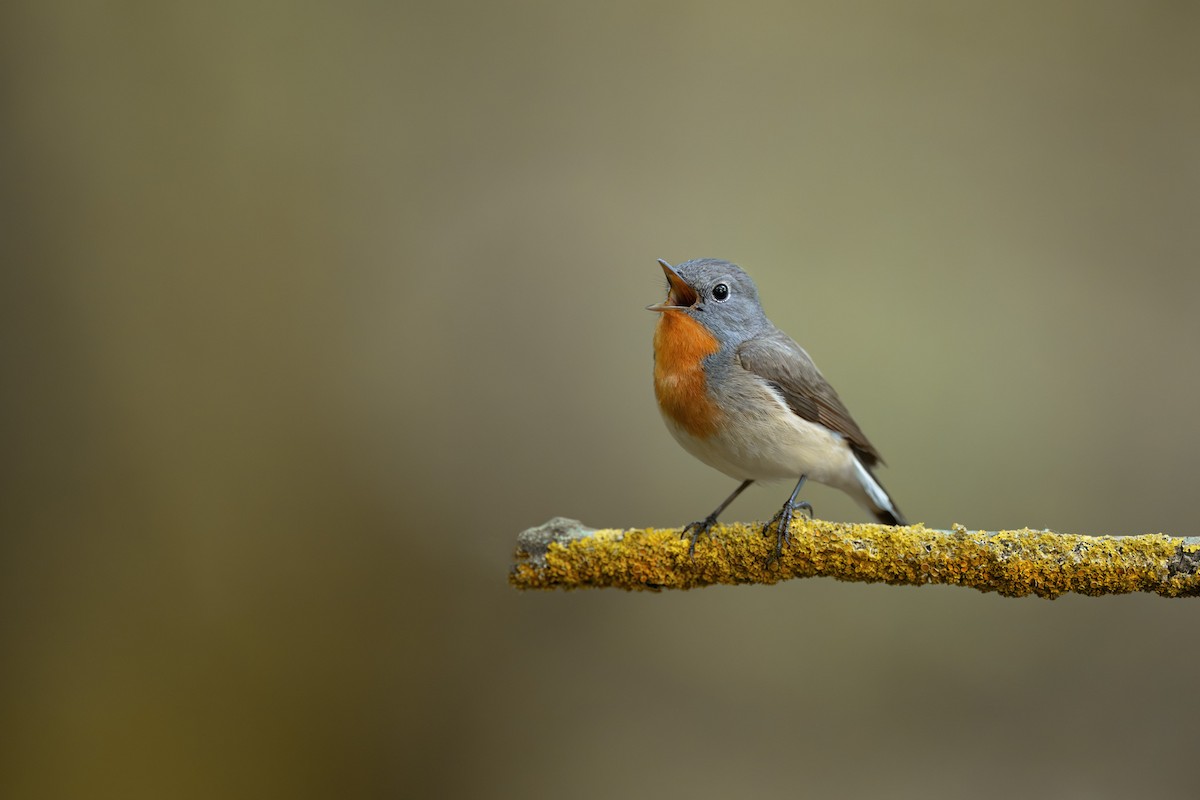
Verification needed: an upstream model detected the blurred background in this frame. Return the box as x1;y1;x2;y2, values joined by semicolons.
2;2;1198;797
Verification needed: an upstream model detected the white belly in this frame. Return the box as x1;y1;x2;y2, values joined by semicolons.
659;397;857;489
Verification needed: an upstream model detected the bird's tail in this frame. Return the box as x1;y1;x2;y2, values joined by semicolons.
851;458;907;526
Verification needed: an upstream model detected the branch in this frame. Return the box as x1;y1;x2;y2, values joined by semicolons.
509;517;1200;598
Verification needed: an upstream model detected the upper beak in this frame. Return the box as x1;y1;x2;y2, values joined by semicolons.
646;259;699;312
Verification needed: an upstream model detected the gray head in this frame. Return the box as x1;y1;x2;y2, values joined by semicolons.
647;258;771;344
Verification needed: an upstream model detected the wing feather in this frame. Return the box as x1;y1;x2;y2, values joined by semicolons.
736;332;884;466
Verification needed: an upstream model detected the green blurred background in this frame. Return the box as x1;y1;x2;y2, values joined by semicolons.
3;2;1198;798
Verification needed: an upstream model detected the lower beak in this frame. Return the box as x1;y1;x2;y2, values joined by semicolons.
646;259;699;311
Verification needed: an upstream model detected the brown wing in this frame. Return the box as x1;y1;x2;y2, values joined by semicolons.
736;331;884;466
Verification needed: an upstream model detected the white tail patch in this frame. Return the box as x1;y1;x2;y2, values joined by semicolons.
853;457;898;517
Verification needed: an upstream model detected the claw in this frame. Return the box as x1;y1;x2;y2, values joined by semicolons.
764;475;812;563
678;479;755;559
681;514;719;557
763;494;815;564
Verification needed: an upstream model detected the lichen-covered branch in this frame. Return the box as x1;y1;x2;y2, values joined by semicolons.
510;517;1200;598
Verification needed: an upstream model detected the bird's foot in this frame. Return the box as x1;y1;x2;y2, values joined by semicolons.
763;500;814;565
681;514;720;558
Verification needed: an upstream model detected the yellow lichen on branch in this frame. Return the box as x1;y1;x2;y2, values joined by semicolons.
509;517;1200;598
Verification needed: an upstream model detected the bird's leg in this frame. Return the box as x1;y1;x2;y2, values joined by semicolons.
764;475;813;564
682;479;753;557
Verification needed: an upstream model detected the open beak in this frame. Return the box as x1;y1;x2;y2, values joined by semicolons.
646;259;699;312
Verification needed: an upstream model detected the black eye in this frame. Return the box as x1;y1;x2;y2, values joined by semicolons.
712;283;730;301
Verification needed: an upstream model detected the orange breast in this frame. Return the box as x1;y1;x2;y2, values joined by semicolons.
653;311;723;438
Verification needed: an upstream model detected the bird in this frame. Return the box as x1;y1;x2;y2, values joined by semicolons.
647;257;906;561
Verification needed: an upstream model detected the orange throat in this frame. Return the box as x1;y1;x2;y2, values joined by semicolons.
652;311;722;438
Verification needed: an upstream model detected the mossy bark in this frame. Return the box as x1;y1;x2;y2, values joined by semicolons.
510;517;1200;598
